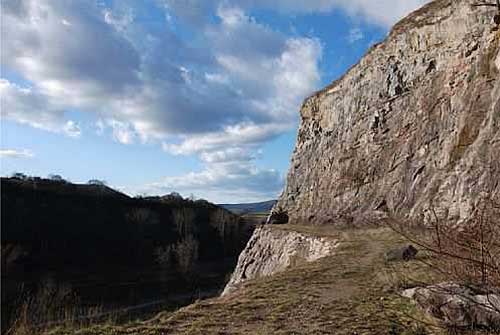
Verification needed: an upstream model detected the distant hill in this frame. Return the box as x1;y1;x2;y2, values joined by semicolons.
219;200;277;215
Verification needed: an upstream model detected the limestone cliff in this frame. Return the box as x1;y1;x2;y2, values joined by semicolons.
222;226;338;295
277;0;500;225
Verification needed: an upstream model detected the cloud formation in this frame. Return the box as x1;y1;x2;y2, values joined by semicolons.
2;0;321;138
0;149;35;159
1;0;323;200
163;0;430;27
148;161;284;203
1;0;429;201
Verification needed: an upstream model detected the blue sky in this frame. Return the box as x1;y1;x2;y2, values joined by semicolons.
0;0;429;203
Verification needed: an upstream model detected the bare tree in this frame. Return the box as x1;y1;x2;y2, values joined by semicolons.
172;235;199;276
155;236;199;275
385;195;500;330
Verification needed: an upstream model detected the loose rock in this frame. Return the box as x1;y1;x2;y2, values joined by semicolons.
384;245;418;262
403;282;500;329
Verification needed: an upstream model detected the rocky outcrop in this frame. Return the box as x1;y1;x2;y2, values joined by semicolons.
265;207;289;225
277;0;500;225
403;283;500;328
222;226;338;295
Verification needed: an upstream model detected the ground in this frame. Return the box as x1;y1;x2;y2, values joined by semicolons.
41;225;451;335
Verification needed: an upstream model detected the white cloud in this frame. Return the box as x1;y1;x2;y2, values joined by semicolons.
204;72;230;85
95;119;106;135
107;119;137;145
0;0;429;202
217;5;248;27
63;121;82;138
147;161;283;203
163;0;431;27
102;8;134;32
163;123;289;156
0;149;35;159
200;148;255;164
280;0;430;27
1;1;317;201
0;79;81;137
347;27;364;43
1;0;320;140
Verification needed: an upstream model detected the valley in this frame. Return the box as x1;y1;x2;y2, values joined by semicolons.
1;0;500;334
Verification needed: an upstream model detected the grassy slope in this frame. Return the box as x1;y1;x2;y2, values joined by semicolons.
47;226;444;335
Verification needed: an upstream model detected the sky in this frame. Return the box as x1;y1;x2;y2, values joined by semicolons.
0;0;430;203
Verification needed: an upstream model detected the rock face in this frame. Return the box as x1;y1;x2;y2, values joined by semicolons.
222;226;338;295
403;283;500;328
277;0;500;225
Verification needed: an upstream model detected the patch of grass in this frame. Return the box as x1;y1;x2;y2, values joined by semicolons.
42;226;447;335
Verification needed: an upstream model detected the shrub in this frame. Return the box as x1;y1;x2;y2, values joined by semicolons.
389;198;500;290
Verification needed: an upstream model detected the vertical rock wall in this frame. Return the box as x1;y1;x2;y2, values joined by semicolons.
277;0;500;225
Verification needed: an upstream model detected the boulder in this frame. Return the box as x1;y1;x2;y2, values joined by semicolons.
403;282;500;329
384;244;418;262
266;208;289;225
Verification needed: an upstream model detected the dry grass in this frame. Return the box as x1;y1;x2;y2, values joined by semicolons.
7;278;115;335
43;226;448;335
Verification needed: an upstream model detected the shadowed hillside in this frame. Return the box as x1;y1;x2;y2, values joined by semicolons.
1;176;256;332
1;177;253;267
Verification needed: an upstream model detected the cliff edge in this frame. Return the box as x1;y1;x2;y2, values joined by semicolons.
222;225;339;295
